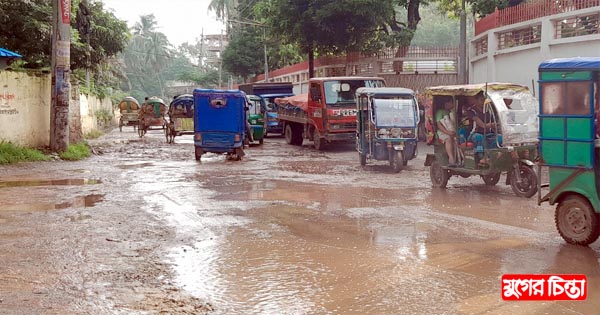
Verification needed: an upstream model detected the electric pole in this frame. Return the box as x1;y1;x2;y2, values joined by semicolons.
458;0;468;84
50;0;71;151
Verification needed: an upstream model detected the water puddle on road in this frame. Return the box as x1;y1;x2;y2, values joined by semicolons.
0;194;104;211
0;178;101;188
165;177;600;314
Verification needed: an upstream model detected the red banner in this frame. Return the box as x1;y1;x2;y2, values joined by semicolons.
61;0;71;24
502;274;587;301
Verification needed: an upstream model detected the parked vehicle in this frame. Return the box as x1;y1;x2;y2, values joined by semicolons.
356;87;420;172
138;96;167;137
246;95;265;145
165;94;194;143
193;89;247;161
423;83;539;197
537;57;600;245
118;96;140;132
275;76;386;150
239;82;294;136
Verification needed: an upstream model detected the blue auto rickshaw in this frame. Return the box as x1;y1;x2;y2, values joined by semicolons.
193;89;247;161
356;87;420;172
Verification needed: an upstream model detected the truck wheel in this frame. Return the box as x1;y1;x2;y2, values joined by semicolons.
430;161;448;188
285;124;294;145
510;165;537;198
556;195;600;245
390;150;404;173
314;136;325;150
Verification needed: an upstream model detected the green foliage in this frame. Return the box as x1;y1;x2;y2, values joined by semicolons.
222;27;265;80
83;129;104;139
95;108;113;126
0;141;50;164
59;142;91;161
0;0;128;72
122;14;172;98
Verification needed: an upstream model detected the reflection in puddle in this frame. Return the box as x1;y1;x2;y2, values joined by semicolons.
0;178;101;188
0;194;104;211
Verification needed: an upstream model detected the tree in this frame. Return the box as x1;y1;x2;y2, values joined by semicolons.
0;0;128;73
221;27;264;81
122;14;172;98
260;0;395;78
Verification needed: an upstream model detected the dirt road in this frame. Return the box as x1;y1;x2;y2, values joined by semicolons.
0;128;599;315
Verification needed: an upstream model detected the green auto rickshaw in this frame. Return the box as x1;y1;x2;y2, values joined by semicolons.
246;95;265;145
423;83;539;197
537;57;600;245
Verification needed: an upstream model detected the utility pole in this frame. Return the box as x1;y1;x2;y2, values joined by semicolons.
50;0;71;152
229;19;269;83
458;0;468;84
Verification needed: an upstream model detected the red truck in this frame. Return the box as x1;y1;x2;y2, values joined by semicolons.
275;76;386;150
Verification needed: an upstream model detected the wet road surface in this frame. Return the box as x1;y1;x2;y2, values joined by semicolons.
1;128;599;314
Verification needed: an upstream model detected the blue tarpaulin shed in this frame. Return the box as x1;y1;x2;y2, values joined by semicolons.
0;48;22;58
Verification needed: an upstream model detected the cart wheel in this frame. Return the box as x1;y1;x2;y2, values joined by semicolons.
164;126;169;143
194;147;203;161
430;161;449;188
138;125;144;137
556;195;600;245
390;150;404;173
359;152;366;166
119;120;123;132
481;172;501;186
510;165;537;198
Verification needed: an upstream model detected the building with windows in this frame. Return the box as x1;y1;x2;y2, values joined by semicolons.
471;0;600;89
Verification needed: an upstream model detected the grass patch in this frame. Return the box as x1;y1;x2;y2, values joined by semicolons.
84;129;104;139
59;142;91;161
0;141;50;164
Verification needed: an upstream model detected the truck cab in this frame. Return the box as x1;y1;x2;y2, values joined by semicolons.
276;76;386;150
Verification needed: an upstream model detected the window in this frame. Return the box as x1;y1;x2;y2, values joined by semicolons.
541;82;563;115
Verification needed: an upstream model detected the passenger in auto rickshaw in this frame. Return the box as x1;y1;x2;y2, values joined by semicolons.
465;93;503;157
436;97;458;166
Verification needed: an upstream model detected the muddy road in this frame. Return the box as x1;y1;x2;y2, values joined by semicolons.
0;128;599;315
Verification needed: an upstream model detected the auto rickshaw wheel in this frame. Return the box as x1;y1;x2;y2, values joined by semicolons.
510;164;537;198
430;161;449;188
194;147;203;161
481;172;501;186
555;195;600;246
390;150;404;173
259;138;264;145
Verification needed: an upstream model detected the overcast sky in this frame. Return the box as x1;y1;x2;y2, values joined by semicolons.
101;0;226;47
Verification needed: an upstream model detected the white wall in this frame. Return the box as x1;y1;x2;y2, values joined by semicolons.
470;7;600;88
0;70;113;148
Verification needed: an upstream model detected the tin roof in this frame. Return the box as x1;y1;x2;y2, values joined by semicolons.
0;48;22;58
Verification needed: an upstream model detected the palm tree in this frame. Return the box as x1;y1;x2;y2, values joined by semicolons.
132;14;158;37
208;0;237;21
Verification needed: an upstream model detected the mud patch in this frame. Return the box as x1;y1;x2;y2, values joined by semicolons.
0;178;101;187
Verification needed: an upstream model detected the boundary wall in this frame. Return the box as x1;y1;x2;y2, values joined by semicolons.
0;70;114;148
